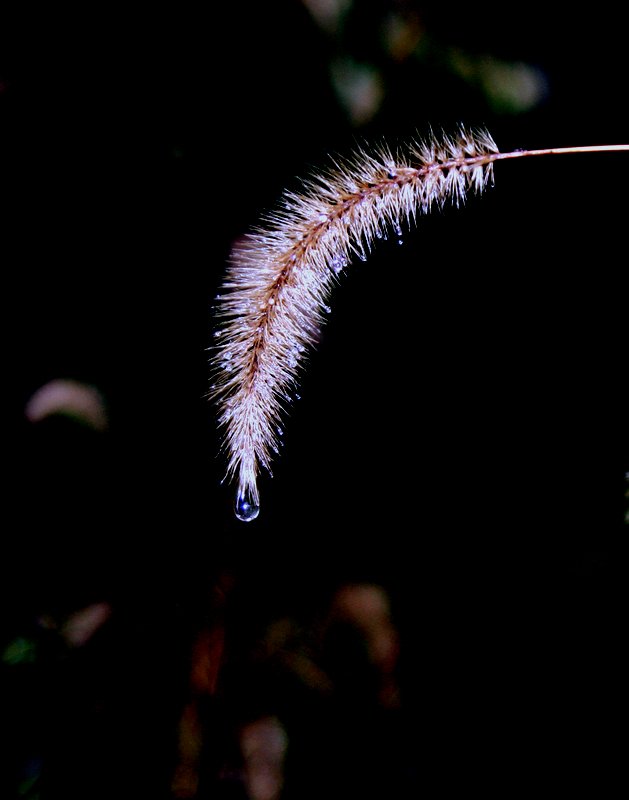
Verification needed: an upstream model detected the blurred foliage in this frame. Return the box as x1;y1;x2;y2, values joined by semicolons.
304;0;549;123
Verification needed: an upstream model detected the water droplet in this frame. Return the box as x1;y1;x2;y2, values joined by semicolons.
322;304;332;314
235;485;260;522
330;254;346;274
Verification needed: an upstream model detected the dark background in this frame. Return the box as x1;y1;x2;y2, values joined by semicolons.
1;2;627;797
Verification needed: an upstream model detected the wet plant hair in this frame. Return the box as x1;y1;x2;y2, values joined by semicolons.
210;126;628;521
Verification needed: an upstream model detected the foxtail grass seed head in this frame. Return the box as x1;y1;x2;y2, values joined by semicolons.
210;126;629;521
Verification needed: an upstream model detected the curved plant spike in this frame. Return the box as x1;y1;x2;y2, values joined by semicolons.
210;126;629;521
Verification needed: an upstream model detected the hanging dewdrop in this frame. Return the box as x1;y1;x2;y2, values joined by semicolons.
210;126;628;521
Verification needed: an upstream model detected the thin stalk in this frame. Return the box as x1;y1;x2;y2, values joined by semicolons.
493;144;629;161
